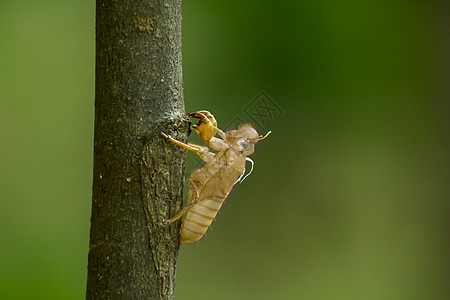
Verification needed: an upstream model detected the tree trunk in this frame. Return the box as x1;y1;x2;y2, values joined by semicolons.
86;1;187;299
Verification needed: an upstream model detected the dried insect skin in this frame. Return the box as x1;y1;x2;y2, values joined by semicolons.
162;111;269;243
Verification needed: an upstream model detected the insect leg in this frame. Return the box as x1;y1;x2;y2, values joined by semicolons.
189;111;227;141
209;124;227;141
161;132;214;162
160;132;200;151
168;199;196;223
167;179;201;223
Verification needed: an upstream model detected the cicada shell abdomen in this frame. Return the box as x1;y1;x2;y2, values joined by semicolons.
180;165;240;243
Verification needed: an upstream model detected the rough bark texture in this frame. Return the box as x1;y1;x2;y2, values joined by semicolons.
86;1;187;299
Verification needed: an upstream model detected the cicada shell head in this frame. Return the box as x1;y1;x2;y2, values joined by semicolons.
227;124;260;155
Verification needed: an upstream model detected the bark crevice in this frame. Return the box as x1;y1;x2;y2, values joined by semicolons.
141;117;189;300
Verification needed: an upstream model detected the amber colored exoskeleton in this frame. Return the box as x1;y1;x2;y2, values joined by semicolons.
161;111;270;243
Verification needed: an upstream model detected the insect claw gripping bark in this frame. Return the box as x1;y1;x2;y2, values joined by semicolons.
162;110;270;244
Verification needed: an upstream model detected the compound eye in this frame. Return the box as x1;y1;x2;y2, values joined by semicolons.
237;139;249;150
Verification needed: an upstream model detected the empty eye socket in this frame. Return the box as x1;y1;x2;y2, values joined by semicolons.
237;139;249;150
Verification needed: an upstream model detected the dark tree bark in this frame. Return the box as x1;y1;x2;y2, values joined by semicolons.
86;1;188;299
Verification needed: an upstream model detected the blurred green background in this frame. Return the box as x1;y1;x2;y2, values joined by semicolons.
1;0;449;299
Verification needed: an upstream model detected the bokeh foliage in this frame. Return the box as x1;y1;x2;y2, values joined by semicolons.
0;1;448;299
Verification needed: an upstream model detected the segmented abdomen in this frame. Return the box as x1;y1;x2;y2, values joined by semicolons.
180;196;225;243
179;157;243;243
